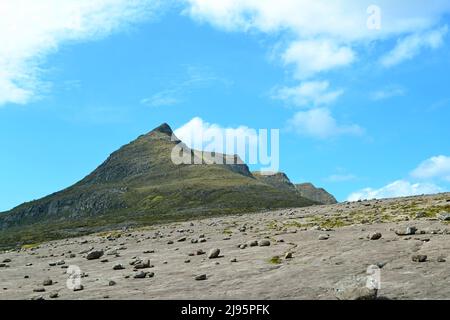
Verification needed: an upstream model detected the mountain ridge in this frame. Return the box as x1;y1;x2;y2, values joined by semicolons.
0;123;324;249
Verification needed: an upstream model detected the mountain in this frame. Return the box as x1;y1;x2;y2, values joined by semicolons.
0;123;316;249
252;172;297;193
253;172;337;205
295;183;338;205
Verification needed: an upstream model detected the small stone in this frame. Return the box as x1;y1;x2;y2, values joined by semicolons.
100;259;109;263
191;239;198;244
86;250;104;260
199;238;207;243
108;280;116;286
195;274;207;281
184;259;191;263
147;272;155;278
113;263;125;270
437;256;446;263
284;252;293;259
196;249;205;255
2;258;11;263
133;271;148;279
43;278;53;286
369;232;382;240
412;255;427;262
33;287;46;293
438;212;450;221
73;284;84;291
336;287;378;300
208;248;220;259
248;240;258;247
49;292;59;299
134;259;151;269
258;240;271;247
319;234;330;240
395;227;417;236
167;240;174;245
239;244;247;249
177;237;187;242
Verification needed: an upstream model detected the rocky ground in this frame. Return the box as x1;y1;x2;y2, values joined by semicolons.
1;192;450;300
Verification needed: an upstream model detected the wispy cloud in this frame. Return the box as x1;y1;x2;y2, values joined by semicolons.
140;65;232;107
381;25;448;67
326;173;357;183
0;0;166;106
370;85;406;101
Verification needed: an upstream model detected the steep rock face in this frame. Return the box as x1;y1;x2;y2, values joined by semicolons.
252;172;297;193
0;124;315;242
295;183;338;205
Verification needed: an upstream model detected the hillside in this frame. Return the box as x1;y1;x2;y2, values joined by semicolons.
0;123;316;249
253;172;337;205
296;183;337;205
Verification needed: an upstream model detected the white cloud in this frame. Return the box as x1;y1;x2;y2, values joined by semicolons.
273;81;343;107
185;0;450;78
347;180;442;201
282;40;355;79
411;155;450;181
381;25;448;67
287;108;364;139
370;85;406;101
174;117;258;161
0;0;164;106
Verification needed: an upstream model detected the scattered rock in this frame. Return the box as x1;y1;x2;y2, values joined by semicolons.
177;237;187;242
33;287;46;293
438;212;450;221
86;250;104;260
195;274;207;281
49;292;59;299
318;234;330;240
412;255;427;262
43;278;53;286
196;249;205;256
113;264;125;270
108;280;116;286
73;284;84;291
134;259;151;269
2;258;11;263
395;227;417;236
230;258;237;263
437;256;446;263
248;240;258;247
258;240;271;247
336;287;378;300
133;271;147;279
284;252;293;259
208;248;220;259
369;232;382;240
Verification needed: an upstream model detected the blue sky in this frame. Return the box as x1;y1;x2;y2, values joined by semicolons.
1;0;450;211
